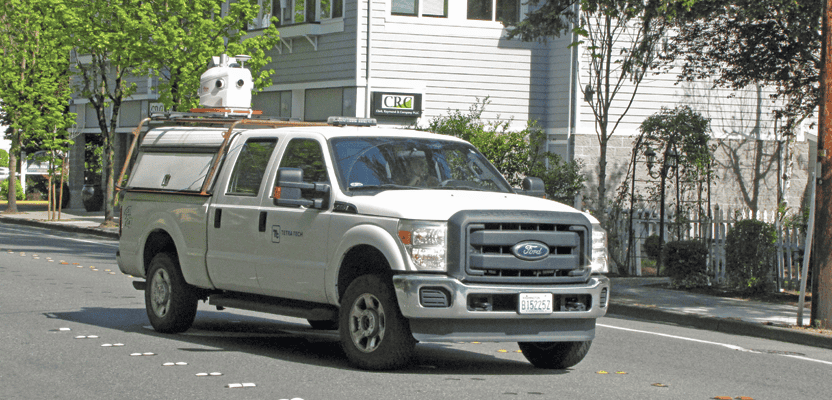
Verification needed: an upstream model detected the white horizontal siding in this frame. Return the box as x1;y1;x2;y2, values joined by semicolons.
361;2;547;129
574;23;786;142
265;2;359;86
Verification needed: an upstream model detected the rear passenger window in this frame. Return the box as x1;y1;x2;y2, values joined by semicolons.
227;138;278;196
277;139;328;197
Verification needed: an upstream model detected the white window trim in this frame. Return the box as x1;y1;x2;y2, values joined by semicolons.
385;0;526;25
389;0;449;18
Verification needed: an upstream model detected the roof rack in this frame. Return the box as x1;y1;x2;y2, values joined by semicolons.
118;111;328;196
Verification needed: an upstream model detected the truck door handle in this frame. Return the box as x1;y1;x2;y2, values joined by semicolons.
214;209;222;228
259;211;267;232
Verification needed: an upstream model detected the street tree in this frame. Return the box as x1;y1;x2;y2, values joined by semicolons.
140;0;280;112
65;0;277;226
636;106;712;259
506;1;693;223
0;0;75;213
64;0;152;225
664;0;822;210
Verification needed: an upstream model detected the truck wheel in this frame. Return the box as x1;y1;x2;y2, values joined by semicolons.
307;319;338;330
518;341;592;369
339;275;415;370
145;252;198;333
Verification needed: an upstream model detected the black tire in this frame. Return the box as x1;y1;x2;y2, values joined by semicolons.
518;341;592;369
338;275;415;370
145;252;198;333
307;319;339;330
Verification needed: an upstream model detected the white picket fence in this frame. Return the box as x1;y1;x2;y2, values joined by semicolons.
618;205;807;291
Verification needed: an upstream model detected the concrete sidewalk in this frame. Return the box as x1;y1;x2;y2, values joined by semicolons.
2;205;831;349
609;278;832;349
0;205;118;238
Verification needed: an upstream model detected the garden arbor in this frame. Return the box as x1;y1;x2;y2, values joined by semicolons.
627;106;713;271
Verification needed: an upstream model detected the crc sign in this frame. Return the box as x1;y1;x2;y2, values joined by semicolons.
372;92;422;117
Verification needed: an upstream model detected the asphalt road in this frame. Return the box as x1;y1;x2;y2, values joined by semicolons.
2;222;832;400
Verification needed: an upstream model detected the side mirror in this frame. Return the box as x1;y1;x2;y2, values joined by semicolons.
516;176;546;198
273;167;331;209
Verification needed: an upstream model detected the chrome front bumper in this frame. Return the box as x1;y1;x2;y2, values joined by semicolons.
392;275;609;342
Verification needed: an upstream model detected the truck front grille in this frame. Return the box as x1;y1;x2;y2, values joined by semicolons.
448;211;592;285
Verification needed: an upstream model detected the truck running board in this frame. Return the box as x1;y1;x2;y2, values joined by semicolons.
208;292;337;321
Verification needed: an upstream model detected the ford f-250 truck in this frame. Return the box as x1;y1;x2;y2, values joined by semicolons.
116;56;610;371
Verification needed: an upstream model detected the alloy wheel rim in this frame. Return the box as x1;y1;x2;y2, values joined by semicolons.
150;269;171;317
348;293;386;353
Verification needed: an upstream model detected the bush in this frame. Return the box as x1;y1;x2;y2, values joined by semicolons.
1;178;25;201
725;220;776;293
0;149;9;168
423;98;586;203
643;235;661;261
663;240;709;288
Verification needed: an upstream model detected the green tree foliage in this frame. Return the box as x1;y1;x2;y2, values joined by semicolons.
64;0;150;224
424;99;586;204
725;219;777;293
665;0;821;128
0;178;25;201
140;0;280;112
637;105;713;214
504;1;690;221
64;0;278;224
663;0;820;214
0;149;8;167
0;0;75;212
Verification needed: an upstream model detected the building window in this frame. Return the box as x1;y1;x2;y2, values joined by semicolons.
248;0;276;30
277;0;343;26
305;87;344;122
467;0;519;24
392;0;447;18
252;90;292;119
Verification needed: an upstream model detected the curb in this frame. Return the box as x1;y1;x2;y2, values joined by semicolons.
608;303;832;350
0;215;119;240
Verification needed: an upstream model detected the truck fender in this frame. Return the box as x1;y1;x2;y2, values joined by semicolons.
326;223;407;305
141;211;214;289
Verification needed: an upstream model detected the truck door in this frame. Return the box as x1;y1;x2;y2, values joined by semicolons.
206;137;279;292
255;137;331;302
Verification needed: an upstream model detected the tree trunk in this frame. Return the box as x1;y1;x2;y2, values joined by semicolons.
814;0;832;329
5;149;19;213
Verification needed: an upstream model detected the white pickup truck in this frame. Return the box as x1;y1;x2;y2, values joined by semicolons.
116;57;609;371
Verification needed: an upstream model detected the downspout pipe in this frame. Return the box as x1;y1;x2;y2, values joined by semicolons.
365;1;372;118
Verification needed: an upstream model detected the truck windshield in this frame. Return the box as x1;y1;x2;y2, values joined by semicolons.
330;137;513;194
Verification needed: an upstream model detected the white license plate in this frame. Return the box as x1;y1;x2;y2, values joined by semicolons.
519;293;553;314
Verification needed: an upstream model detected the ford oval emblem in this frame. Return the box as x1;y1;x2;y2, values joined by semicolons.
511;241;549;261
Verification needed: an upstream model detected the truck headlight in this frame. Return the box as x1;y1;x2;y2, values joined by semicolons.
590;223;609;274
397;220;447;272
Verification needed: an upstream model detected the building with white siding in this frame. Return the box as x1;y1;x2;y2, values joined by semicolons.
67;0;814;217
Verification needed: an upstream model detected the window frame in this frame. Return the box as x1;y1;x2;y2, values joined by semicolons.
391;0;448;18
466;0;521;24
226;138;280;197
276;138;330;198
276;0;344;27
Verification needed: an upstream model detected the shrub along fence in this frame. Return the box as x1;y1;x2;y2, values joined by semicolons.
618;205;807;292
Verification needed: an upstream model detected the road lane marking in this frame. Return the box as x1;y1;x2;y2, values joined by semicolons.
598;323;832;366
